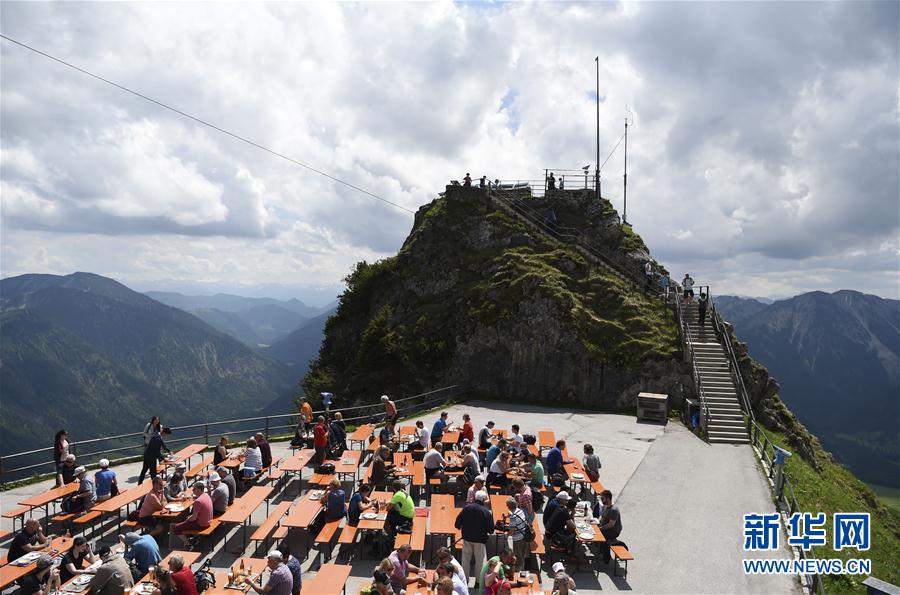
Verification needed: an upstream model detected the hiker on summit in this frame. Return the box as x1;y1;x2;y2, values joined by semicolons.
682;273;695;303
698;292;709;326
480;175;487;189
463;173;472;187
660;272;671;301
547;172;556;190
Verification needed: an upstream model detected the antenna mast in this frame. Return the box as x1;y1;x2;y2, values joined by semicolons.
623;108;633;224
595;57;600;201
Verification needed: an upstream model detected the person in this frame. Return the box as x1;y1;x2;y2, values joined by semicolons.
151;568;178;595
250;432;272;469
432;560;468;595
505;497;530;568
423;442;447;482
487;451;510;491
65;466;96;513
164;555;197;595
329;413;347;456
546;499;577;552
461;444;480;479
479;175;486;189
88;546;134;595
543;491;570;529
525;452;544;490
435;547;466;584
478;421;495;451
386;481;414;535
213;435;229;466
559;175;565;190
371;446;395;488
139;427;172;484
510;479;533;522
509;425;524;453
582;444;601;483
323;478;347;520
381;395;398;427
482;558;502;595
348;484;373;525
216;465;237;505
388;545;422;593
165;472;186;501
121;531;162;574
546;440;573;477
550;562;576;595
59;536;97;583
20;555;60;595
455;490;493;580
458;413;475;443
279;549;302;595
660;273;670;301
60;454;78;485
597;489;622;562
372;559;394;595
138;476;167;535
244;550;292;595
644;261;653;281
431;412;451;447
209;472;229;516
463;173;472;187
682;273;695;303
9;518;49;562
298;397;314;438
53;429;69;487
548;172;556;190
485;439;505;470
172;482;213;546
320;392;334;417
95;459;117;502
143;416;161;447
411;420;429;451
313;416;329;467
478;550;525;595
243;437;263;477
698;292;709;326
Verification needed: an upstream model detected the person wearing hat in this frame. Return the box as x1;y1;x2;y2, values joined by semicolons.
455;489;494;582
120;531;161;574
20;554;60;595
59;536;97;583
543;490;570;530
244;550;292;595
95;459;117;502
550;562;576;594
89;546;134;595
216;465;236;506
172;482;213;547
208;472;229;516
65;466;96;513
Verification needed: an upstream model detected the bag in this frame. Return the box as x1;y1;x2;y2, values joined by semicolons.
317;463;335;474
463;466;478;485
194;560;216;593
523;434;537;445
127;509;141;522
396;521;413;534
109;482;119;497
129;561;144;583
522;522;536;543
531;489;544;511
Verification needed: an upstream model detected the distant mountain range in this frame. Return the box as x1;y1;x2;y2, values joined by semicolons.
715;290;900;488
0;273;298;457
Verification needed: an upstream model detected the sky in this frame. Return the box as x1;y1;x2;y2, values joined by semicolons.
1;1;898;302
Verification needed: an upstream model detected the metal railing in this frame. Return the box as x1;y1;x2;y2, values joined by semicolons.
674;292;712;433
0;385;465;483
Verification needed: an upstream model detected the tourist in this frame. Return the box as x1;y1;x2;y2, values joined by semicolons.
546;440;573;477
209;472;229;516
510;479;534;522
550;562;576;595
462;444;481;479
482;558;502;595
487;451;511;491
88;546;134;595
435;546;466;584
243;437;263;477
485;439;506;470
644;261;653;284
216;465;236;505
168;555;198;595
53;429;69;487
435;576;456;595
431;412;451;447
313;416;329;467
460;414;475;443
143;416;161;446
279;549;302;595
548;172;556;190
432;561;468;595
95;459;117;502
559;175;565;190
505;497;530;567
323;478;347;520
371;446;395;488
546;499;577;552
478;550;526;595
213;435;229;466
582;444;601;483
463;173;472;187
456;490;493;580
20;555;60;595
172;482;213;546
660;272;670;301
478;421;495;451
254;433;273;469
60;454;78;485
329;413;347;456
388;545;423;593
525;452;544;490
424;442;447;482
411;420;429;451
597;489;622;562
348;484;374;525
479;175;487;189
139;427;172;484
698;292;709;326
386;481;415;535
9;518;49;563
509;425;524;453
381;395;398;427
166;472;186;500
138;476;167;535
543;491;570;529
244;550;292;595
121;531;162;574
682;273;695;303
298;396;314;438
59;536;96;583
467;476;486;504
372;559;394;595
65;466;96;513
150;568;177;595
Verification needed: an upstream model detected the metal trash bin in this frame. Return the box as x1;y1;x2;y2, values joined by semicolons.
636;392;668;424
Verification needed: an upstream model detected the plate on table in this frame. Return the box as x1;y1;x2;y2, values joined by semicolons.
579;530;595;540
394;467;407;473
308;490;324;501
361;512;379;520
164;503;184;512
132;583;156;594
12;552;42;565
571;473;584;480
71;576;93;587
340;458;355;465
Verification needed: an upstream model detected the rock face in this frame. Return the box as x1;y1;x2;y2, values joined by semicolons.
303;186;684;410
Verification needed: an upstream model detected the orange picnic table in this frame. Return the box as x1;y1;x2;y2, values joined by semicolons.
334;451;362;482
303;563;352;594
440;431;461;447
135;550;202;584
427;494;460;559
562;450;589;486
348;425;375;450
92;481;154;529
280;449;315;495
205;557;267;595
282;492;327;551
18;483;79;521
161;443;209;470
219;486;273;551
538;431;556;453
0;536;73;589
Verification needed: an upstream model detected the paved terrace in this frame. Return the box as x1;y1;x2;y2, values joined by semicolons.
1;401;799;594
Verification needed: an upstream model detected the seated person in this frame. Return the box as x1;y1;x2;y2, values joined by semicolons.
348;484;374;525
423;443;447;481
487;452;511;491
546;440;574;477
385;481;415;535
20;555;60;595
208;472;229;516
546;499;577;552
370;446;395;487
430;412;451;447
478;421;496;451
94;459;117;502
64;467;96;513
121;531;162;575
59;536;97;584
323;479;347;520
410;421;429;451
485;439;506;469
582;444;601;483
329;413;347;456
138;477;167;536
172;482;213;547
242;438;263;477
165;473;186;500
9;518;50;563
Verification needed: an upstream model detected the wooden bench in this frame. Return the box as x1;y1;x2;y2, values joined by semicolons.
185;456;213;479
610;545;633;577
272;526;288;541
50;513;76;526
393;516;426;554
3;506;33;531
72;511;103;538
0;530;10;541
249;502;292;552
591;481;606;495
314;518;343;560
529;518;545;557
181;519;222;549
337;525;358;545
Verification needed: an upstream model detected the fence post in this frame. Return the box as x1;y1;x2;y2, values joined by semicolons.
265;417;270;440
204;424;209;446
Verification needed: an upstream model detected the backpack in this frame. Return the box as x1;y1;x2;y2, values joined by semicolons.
317;463;335;474
523;434;537;445
463;466;478;485
521;520;536;543
194;560;216;593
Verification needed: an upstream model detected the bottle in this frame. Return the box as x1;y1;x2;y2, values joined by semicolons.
239;559;245;575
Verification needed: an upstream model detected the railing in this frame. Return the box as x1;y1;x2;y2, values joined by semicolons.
0;385;465;483
674;292;712;434
711;304;756;423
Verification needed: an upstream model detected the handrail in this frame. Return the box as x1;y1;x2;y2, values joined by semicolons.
674;293;712;433
710;304;756;423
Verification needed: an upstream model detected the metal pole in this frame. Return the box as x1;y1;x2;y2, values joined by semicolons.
595;56;600;202
623;116;628;223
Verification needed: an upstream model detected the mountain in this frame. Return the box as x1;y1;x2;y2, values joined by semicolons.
715;291;900;487
0;272;297;457
265;309;335;368
145;291;328;318
192;308;265;346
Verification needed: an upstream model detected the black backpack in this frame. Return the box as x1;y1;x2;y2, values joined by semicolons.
523;434;537;445
317;463;335;474
194;560;216;593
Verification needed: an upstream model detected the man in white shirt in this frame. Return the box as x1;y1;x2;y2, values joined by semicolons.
509;425;525;453
413;421;430;450
423;443;447;482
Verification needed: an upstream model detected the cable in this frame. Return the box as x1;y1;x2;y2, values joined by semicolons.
599;131;626;173
0;34;416;215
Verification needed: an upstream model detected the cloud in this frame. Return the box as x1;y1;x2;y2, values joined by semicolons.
0;1;897;299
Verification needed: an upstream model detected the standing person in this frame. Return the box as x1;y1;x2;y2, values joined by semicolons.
121;532;161;575
53;430;69;487
660;273;670;301
511;479;534;522
244;550;293;595
698;292;709;326
254;433;273;469
548;172;556;190
143;416;161;447
504;498;531;571
172;482;213;547
463;173;472;187
88;546;134;595
167;555;198;595
479;175;486;189
381;395;398;427
597;489;623;563
95;459;117;502
59;537;97;584
9;518;49;563
682;273;695;303
139;427;172;484
298;397;314;438
313;416;329;467
279;549;302;595
20;555;60;595
213;436;229;466
455;490;494;580
559;176;565;190
582;444;601;483
644;261;653;289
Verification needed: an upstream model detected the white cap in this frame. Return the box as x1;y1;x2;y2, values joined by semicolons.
556;491;571;502
552;562;565;573
381;395;389;401
208;472;220;482
175;462;187;470
266;550;283;560
474;490;488;502
99;459;110;468
74;466;86;475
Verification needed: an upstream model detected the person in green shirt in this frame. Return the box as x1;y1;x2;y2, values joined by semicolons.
527;453;545;489
478;549;525;595
386;480;414;534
